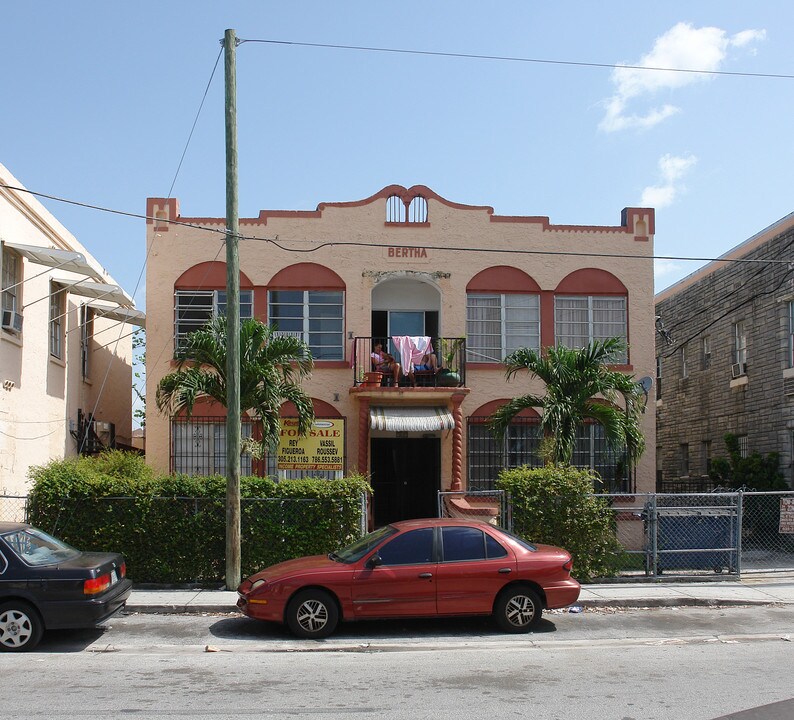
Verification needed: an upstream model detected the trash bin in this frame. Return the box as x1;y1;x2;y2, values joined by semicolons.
653;506;739;573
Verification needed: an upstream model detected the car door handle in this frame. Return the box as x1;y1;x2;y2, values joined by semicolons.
498;567;512;574
418;572;433;579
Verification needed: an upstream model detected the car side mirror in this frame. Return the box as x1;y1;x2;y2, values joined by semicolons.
366;553;382;569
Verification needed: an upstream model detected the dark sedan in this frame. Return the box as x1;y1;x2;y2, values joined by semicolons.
0;522;132;651
237;518;580;638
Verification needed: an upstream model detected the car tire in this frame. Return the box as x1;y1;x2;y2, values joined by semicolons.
0;601;44;652
286;589;339;639
494;586;542;633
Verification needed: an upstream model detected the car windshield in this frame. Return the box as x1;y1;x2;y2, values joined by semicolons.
1;527;81;566
332;525;398;564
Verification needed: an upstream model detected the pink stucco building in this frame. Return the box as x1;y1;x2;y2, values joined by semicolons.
145;185;656;526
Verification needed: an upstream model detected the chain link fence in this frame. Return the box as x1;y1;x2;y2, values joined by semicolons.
0;495;28;523
594;491;794;578
438;491;512;532
19;494;368;585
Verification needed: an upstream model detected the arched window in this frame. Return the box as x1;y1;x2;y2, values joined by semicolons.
466;267;541;363
173;262;254;350
268;263;345;361
408;195;428;223
466;402;542;491
386;195;406;223
554;269;628;363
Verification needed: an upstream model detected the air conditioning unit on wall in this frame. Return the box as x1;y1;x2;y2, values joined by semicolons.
1;309;23;333
731;362;747;379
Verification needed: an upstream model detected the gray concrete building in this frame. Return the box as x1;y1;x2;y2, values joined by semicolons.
655;212;794;490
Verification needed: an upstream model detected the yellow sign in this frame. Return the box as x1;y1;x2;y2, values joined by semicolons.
277;418;345;471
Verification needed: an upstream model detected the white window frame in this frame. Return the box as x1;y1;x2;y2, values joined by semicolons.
681;345;688;379
466;293;540;363
49;284;64;359
80;305;94;379
1;246;20;315
734;321;747;365
555;295;628;363
268;289;344;361
174;289;253;349
702;335;712;370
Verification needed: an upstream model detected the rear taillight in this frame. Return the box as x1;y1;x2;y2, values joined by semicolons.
84;573;112;595
120;562;126;578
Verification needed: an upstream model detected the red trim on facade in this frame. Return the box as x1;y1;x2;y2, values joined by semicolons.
173;398;226;418
268;263;345;290
466;266;541;293
555;268;628;294
541;289;555;347
175;261;254;289
146;198;179;229
280;398;342;418
468;399;540;419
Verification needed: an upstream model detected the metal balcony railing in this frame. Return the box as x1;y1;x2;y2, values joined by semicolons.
353;337;466;388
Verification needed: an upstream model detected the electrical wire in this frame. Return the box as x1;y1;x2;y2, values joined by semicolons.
3;183;791;268
239;38;794;81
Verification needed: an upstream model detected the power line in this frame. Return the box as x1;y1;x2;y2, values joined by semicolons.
3;182;791;268
239;38;794;81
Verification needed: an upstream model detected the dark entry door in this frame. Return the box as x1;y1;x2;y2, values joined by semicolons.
370;438;440;527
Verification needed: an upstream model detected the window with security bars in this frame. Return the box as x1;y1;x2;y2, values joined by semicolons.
571;423;626;490
466;293;540;363
174;289;253;350
268;290;344;360
467;417;542;491
171;419;255;476
555;296;627;362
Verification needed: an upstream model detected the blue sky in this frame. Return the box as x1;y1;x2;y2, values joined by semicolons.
2;2;792;310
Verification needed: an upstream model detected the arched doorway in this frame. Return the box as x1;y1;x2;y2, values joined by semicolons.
370;276;441;348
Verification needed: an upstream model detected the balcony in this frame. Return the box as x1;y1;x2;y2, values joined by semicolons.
352;337;466;388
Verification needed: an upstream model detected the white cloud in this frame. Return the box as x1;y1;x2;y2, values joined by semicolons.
641;153;697;208
600;22;765;132
654;259;687;287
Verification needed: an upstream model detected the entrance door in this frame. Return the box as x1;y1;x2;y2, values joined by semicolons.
370;438;440;526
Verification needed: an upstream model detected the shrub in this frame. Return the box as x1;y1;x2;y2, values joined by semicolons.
26;453;371;584
496;464;621;581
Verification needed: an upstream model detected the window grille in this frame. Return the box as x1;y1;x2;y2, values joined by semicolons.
268;290;344;360
467;417;542;491
174;289;253;349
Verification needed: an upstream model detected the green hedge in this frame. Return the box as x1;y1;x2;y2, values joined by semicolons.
497;465;622;581
27;451;371;585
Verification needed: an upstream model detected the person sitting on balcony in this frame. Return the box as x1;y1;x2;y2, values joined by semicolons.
409;352;438;385
371;342;401;385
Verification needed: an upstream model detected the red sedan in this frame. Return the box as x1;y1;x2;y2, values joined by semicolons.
237;518;580;638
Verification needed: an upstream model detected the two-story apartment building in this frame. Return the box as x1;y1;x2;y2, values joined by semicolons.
655;212;794;490
145;185;656;525
1;163;143;496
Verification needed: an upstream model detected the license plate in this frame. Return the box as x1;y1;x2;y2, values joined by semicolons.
111;570;118;585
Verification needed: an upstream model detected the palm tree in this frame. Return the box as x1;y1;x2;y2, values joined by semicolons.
156;316;315;456
489;338;645;469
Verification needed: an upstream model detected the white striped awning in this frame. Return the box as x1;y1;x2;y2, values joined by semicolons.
370;406;454;433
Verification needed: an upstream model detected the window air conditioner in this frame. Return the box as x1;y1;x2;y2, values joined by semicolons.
731;362;747;379
1;309;23;333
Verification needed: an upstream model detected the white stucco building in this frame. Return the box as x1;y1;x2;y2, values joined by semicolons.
0;163;144;496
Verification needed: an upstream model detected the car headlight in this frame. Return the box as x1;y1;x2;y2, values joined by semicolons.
251;578;267;590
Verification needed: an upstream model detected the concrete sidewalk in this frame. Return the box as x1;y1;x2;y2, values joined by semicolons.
126;574;794;615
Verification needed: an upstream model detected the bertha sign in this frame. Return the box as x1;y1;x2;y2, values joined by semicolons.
277;418;345;471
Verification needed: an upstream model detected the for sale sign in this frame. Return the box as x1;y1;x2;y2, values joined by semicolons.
277;418;345;471
780;497;794;534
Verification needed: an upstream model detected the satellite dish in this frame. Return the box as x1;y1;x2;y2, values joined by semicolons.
638;376;653;393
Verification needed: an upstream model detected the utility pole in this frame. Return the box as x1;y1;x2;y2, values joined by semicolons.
224;28;241;590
